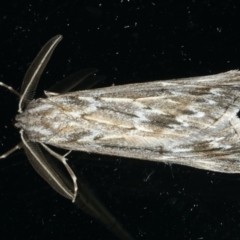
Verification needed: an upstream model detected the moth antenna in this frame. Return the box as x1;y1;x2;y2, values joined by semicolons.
18;35;62;113
0;83;22;159
0;82;21;97
20;130;74;200
0;142;23;160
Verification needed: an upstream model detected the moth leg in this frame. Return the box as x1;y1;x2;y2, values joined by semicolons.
40;143;77;202
0;82;21;97
63;150;72;157
0;141;23;159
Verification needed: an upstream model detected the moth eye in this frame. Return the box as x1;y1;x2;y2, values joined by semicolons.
236;110;240;118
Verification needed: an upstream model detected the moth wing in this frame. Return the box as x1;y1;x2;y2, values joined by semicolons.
59;70;240;173
47;68;99;94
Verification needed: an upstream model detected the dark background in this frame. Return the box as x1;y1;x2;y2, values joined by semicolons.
1;0;240;239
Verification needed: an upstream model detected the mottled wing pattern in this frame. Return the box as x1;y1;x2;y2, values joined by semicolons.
20;71;240;173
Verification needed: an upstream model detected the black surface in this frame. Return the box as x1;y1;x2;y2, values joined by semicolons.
1;1;240;239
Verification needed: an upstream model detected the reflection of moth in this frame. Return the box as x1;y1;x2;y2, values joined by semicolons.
1;35;240;203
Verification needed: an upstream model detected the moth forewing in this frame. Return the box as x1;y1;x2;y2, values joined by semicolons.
23;70;240;174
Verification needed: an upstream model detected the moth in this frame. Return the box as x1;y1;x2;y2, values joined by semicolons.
1;35;240;203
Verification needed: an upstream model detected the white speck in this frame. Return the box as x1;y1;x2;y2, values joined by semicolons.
144;171;154;182
193;111;205;118
208;99;216;105
210;88;222;96
173;147;193;153
29;104;53;113
182;121;189;127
